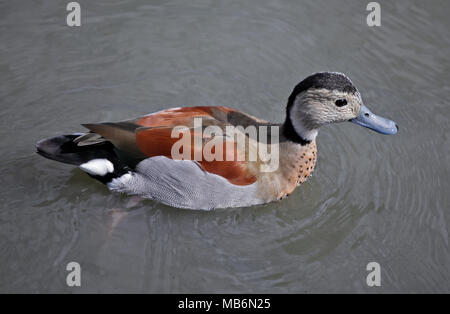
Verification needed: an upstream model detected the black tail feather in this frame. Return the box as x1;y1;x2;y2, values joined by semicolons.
36;134;129;184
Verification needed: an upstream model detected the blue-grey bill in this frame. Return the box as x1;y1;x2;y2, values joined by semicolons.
350;105;398;135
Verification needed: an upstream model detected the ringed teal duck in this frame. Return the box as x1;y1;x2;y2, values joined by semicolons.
36;72;398;210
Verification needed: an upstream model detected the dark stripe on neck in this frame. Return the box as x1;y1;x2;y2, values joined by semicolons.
282;114;311;146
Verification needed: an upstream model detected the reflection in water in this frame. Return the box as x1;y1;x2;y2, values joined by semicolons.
0;0;449;292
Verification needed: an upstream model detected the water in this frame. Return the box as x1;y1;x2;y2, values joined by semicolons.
1;0;449;293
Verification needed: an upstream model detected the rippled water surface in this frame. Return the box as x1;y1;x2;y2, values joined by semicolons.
1;0;449;293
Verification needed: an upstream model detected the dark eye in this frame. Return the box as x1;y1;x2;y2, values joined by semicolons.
335;99;347;107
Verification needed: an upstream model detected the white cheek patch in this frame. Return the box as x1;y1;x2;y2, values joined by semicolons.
289;105;318;141
79;159;114;176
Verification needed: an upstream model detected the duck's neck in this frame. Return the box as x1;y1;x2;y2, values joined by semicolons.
282;113;318;145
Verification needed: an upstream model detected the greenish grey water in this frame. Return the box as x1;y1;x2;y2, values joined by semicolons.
1;0;449;293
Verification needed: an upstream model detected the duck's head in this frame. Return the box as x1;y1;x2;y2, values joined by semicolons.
284;72;398;144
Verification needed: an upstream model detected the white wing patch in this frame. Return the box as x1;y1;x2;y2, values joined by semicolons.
79;158;114;176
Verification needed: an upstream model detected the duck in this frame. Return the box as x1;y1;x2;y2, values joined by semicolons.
36;72;398;210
